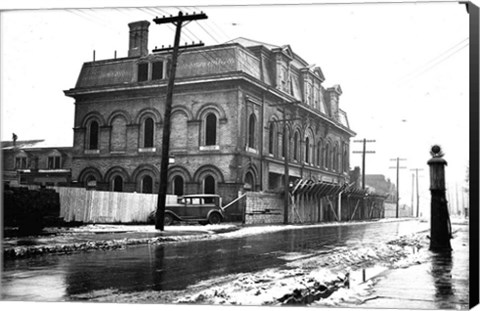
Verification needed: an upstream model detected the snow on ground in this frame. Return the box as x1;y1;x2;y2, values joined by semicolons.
53;223;239;234
53;217;415;238
71;228;432;306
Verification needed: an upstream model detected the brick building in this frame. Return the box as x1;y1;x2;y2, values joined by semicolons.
64;20;355;206
2;138;73;187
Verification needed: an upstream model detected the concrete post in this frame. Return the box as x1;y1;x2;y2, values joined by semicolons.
427;145;451;252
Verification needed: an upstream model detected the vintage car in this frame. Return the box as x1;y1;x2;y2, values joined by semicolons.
164;194;224;225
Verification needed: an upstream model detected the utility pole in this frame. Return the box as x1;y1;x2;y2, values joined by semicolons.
352;139;376;189
153;11;208;230
389;157;407;218
268;102;300;224
410;168;424;218
411;173;414;216
282;105;289;224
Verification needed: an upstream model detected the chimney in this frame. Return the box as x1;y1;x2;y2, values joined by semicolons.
128;21;150;57
326;85;342;121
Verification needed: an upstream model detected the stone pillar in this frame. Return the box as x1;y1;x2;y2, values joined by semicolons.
427;145;451;252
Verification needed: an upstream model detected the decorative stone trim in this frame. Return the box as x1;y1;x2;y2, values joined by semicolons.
84;150;100;154
200;145;220;151
139;147;156;153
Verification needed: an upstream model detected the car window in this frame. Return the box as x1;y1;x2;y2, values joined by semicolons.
204;197;215;204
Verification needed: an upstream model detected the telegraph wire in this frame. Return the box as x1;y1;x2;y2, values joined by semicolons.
397;38;469;85
404;43;468;81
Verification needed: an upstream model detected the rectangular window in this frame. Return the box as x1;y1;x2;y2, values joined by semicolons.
137;63;148;82
15;157;27;169
48;156;61;169
152;61;164;80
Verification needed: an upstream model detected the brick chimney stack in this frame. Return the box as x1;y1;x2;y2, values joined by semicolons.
326;85;342;121
128;21;150;57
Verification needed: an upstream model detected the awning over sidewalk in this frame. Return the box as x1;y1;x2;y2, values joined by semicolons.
341;187;389;200
290;179;349;198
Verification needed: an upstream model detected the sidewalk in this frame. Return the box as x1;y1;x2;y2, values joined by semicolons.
359;223;469;309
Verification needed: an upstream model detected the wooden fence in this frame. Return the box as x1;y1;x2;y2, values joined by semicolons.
53;187;177;223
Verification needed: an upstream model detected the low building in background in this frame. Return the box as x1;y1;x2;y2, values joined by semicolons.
2;139;73;187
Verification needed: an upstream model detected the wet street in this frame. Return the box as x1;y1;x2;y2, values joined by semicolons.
1;220;430;302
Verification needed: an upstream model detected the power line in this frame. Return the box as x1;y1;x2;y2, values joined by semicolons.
397;38;469;85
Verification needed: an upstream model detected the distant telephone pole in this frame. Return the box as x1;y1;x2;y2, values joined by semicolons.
154;11;208;231
389;157;407;218
410;168;424;218
352;139;376;189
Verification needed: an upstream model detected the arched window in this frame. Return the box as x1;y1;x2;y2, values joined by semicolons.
333;146;338;171
268;122;275;155
245;172;254;191
332;146;336;171
85;175;97;189
204;175;215;194
173;175;184;196
248;114;256;149
142;175;153;194
324;143;330;169
343;149;348;172
205;113;217;146
89;121;99;150
144;117;154;148
317;141;322;166
113;176;123;192
305;137;310;163
293;131;299;161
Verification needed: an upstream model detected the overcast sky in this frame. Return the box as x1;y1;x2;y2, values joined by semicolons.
0;0;471;212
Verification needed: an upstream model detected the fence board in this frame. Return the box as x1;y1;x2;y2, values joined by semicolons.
51;187;177;223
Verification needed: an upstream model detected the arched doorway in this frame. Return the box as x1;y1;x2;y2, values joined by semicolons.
244;172;255;191
141;175;153;193
204;175;215;194
112;176;123;192
173;175;184;196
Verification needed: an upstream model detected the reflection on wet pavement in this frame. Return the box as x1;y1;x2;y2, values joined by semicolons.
358;225;469;310
2;221;432;302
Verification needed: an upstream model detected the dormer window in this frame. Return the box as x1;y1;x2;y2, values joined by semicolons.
281;68;288;91
152;61;164;80
137;63;148;82
137;60;167;82
15;156;28;169
48;156;61;169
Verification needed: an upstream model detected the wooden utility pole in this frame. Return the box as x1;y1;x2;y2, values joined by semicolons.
282;105;289;224
269;102;300;224
389;157;407;218
352;139;375;189
411;173;414;216
153;11;208;230
410;168;424;217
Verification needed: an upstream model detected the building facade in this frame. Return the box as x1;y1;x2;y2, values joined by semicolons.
64;20;355;205
2;139;73;187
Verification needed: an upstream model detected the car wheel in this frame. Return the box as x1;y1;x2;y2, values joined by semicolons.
164;214;173;226
208;212;222;225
